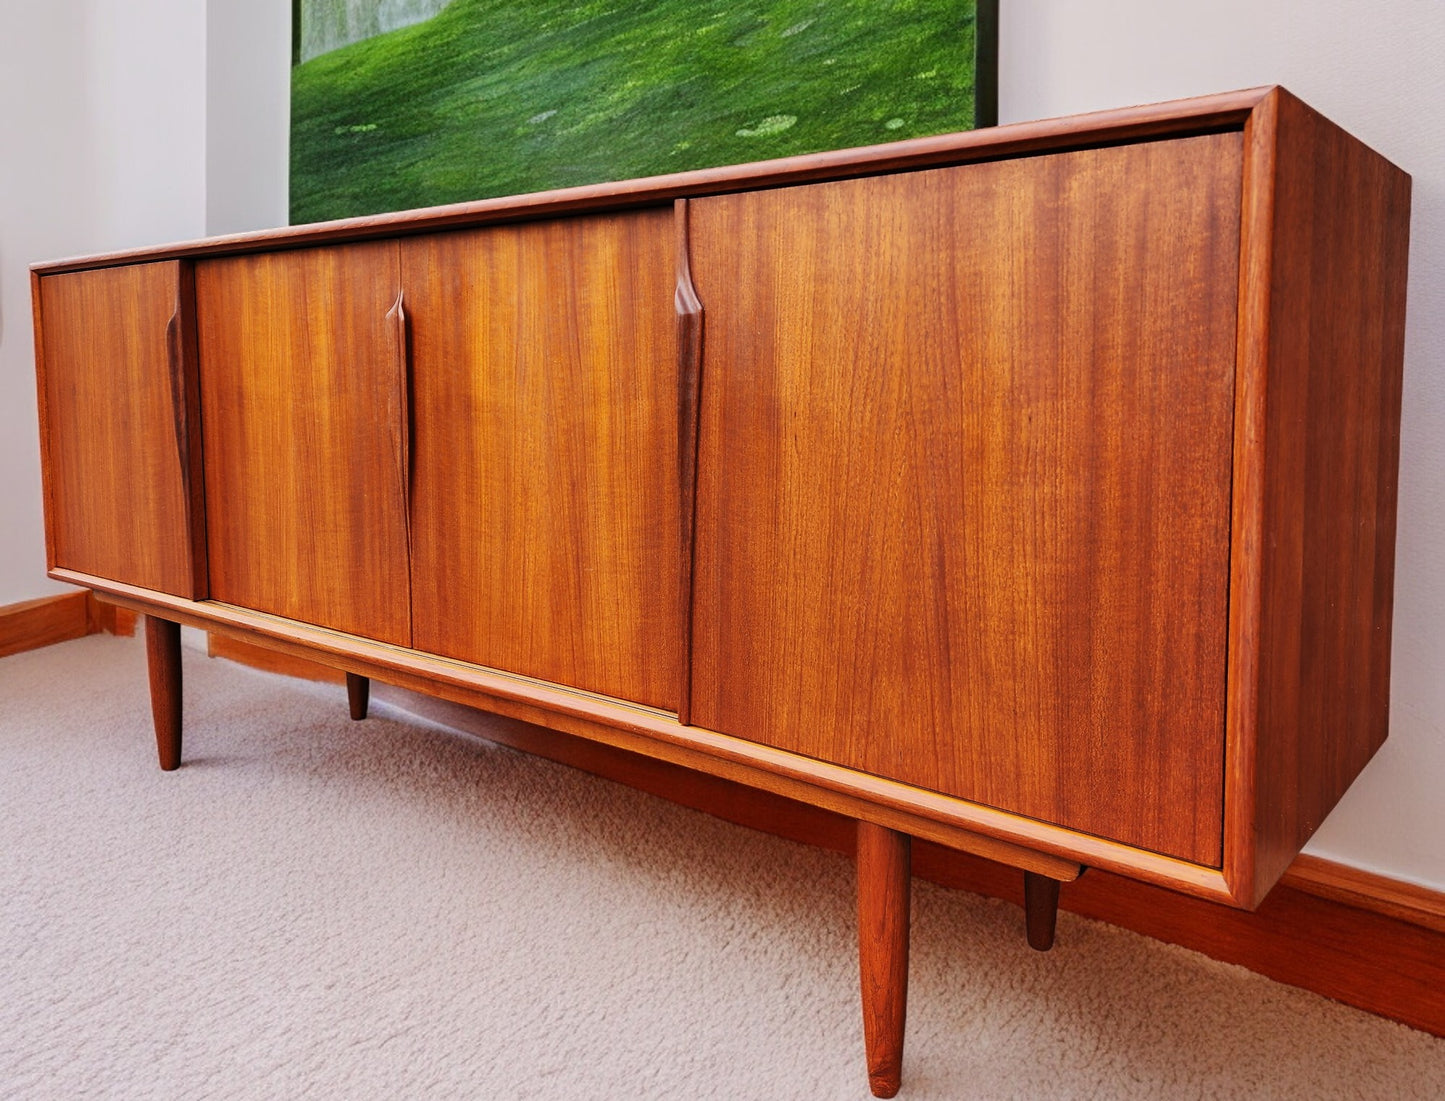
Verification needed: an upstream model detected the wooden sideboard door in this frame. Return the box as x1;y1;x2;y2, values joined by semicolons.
34;261;205;596
402;210;682;709
688;135;1243;865
195;242;412;646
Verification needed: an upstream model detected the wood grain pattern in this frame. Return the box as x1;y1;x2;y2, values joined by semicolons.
0;592;92;658
1227;88;1413;905
690;135;1243;865
35;261;205;596
196;242;412;647
145;616;182;771
32;89;1271;277
404;210;681;708
857;822;911;1098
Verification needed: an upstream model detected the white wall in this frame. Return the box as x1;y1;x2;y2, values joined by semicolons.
1000;1;1445;888
3;0;1443;892
0;0;206;607
0;0;287;609
206;0;291;235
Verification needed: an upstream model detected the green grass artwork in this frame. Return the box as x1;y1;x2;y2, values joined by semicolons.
290;0;989;225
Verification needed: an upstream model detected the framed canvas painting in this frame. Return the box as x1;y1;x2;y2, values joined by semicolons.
289;0;999;224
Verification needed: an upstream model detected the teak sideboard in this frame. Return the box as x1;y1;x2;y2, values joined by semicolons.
31;87;1409;1097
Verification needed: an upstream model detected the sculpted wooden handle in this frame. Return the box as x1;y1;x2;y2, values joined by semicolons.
164;306;189;481
675;198;705;726
386;289;412;525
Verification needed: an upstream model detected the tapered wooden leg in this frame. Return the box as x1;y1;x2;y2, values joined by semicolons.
145;616;182;771
857;821;911;1098
346;673;370;721
1024;871;1061;951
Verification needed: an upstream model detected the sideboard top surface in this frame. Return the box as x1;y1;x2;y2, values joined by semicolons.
32;86;1280;277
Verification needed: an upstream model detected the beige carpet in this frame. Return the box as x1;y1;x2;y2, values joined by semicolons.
2;632;1442;1100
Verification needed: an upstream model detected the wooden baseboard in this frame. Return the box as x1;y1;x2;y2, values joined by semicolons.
205;635;1445;1038
0;591;140;660
1;591;92;658
1280;853;1445;935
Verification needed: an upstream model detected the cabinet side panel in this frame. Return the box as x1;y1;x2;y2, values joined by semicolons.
1248;93;1412;902
36;261;201;597
404;210;681;709
196;243;412;646
690;135;1241;865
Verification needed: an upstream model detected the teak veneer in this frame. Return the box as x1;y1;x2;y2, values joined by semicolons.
32;88;1410;1095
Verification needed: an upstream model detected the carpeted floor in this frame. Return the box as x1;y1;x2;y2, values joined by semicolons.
2;632;1443;1100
